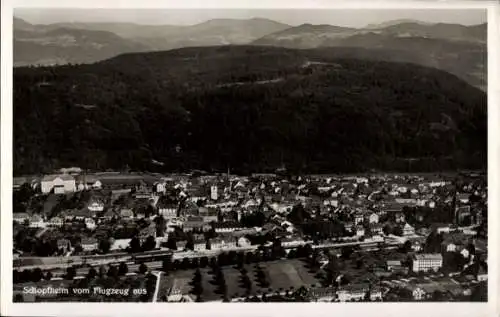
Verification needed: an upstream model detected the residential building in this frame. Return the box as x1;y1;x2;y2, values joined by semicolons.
213;221;241;233
41;174;76;194
47;216;64;227
28;214;45;228
412;254;443;272
85;218;97;230
13;212;29;224
368;213;379;224
337;284;369;302
81;238;98;252
402;223;415;236
88;201;105;212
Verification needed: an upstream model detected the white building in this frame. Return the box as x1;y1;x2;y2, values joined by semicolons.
412;254;443;272
47;216;64;227
41;175;76;194
28;214;45;228
88;201;105;212
368;213;379;224
85;218;97;230
402;223;415;236
13;212;29;224
210;185;218;201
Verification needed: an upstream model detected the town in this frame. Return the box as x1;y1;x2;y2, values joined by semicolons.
12;168;487;302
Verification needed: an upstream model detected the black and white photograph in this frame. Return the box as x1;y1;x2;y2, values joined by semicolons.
1;0;498;316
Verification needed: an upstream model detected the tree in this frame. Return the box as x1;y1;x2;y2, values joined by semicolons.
129;236;141;253
107;265;118;278
44;271;53;281
13;270;20;284
162;258;173;274
341;246;354;259
31;268;43;282
66;266;76;280
99;239;111;253
21;269;32;283
118;262;129;276
200;256;209;268
139;263;148;274
87;267;97;280
14;294;24;302
400;240;412;253
142;235;156;252
167;235;178;250
98;266;106;278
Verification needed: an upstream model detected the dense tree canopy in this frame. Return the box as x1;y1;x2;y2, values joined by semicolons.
13;46;486;175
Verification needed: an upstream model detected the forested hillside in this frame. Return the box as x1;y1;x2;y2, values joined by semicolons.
13;46;486;175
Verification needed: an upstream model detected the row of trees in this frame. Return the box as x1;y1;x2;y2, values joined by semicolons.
13;262;150;284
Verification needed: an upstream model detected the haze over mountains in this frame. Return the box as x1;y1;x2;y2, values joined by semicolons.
13;16;487;90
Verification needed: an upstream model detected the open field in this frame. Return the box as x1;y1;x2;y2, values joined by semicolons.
157;259;320;301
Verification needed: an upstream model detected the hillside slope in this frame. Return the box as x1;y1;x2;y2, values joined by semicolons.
13;46;486;175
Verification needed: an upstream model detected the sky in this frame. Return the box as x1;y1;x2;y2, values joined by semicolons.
14;8;487;28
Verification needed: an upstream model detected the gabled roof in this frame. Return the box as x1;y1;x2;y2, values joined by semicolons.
42;174;75;182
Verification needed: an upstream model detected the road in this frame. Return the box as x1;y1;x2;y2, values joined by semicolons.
151;271;162;303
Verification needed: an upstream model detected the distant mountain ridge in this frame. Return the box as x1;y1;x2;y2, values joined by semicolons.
13;17;487;89
13;18;149;66
252;21;487;89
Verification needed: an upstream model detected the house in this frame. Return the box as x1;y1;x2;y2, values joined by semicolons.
198;207;218;223
41;174;76;194
13;212;30;224
161;276;184;302
308;287;336;302
85;218;97;230
457;193;470;204
344;222;354;233
120;209;134;219
370;223;384;235
354;213;364;225
102;210;117;220
369;287;383;301
337;283;370;302
411;286;427;301
76;175;102;191
213;221;241;233
176;240;187;250
477;263;487;281
237;236;251;247
154;182;167;194
88;201;105;212
412;240;423;252
183;217;210;232
57;238;71;251
47;216;64;227
386;260;408;274
81;238;98;252
193;237;206;251
158;198;178;219
355;226;365;237
402;223;415;236
368;213;379;224
394;212;406;224
138;225;156;244
412;254;443;272
211;236;237;250
323;199;339;208
28;214;45;228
